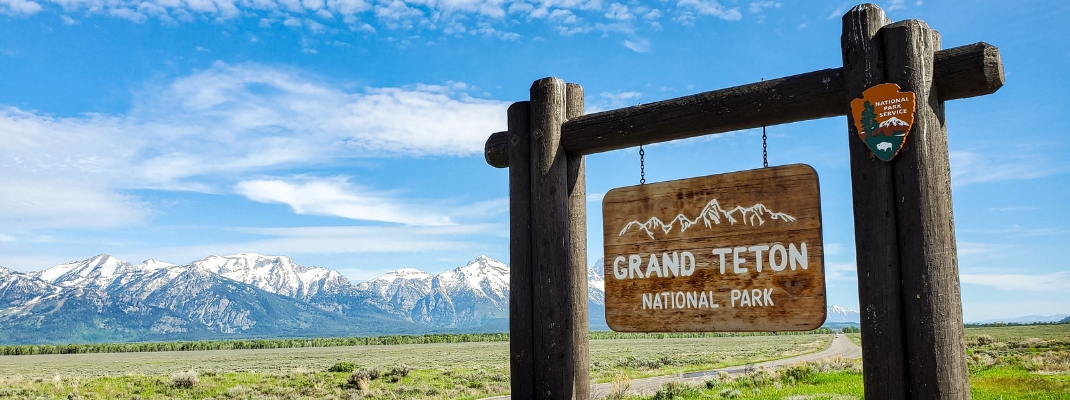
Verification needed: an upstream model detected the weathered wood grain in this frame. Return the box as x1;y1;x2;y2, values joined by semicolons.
483;42;1004;168
528;77;575;399
840;4;909;399
601;165;825;332
486;130;510;168
883;20;970;399
507;101;534;400
565;83;590;400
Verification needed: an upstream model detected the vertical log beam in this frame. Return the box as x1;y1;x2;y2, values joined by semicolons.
883;20;970;399
840;5;909;399
565;83;590;400
508;101;534;400
529;77;575;399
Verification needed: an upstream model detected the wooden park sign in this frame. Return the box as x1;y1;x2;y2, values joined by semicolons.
480;4;1004;399
602;165;825;332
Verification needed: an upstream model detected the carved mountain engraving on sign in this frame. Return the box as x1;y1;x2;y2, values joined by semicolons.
619;199;797;239
602;164;826;332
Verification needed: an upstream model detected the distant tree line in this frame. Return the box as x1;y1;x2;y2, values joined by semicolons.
0;328;834;356
964;321;1069;328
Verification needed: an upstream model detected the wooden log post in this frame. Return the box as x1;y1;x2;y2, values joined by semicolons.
483;42;1002;167
528;77;575;399
508;101;535;399
565;83;590;400
840;5;909;399
883;20;970;398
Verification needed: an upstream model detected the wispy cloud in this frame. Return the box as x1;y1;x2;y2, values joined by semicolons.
989;206;1040;212
16;0;744;39
592;91;642;111
235;177;453;226
0;0;42;15
950;149;1069;188
0;62;507;231
961;271;1070;291
747;1;779;14
826;2;848;19
675;0;741;21
142;224;503;262
825;261;857;281
623;38;649;53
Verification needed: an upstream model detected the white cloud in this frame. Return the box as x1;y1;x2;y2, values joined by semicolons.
604;2;632;20
149;224;501;260
235;177;453;225
623;38;649;53
675;0;741;21
747;1;778;14
826;2;847;19
950;149;1069;188
887;0;904;11
593;90;642;111
0;63;508;231
15;0;747;36
0;0;42;14
961;271;1070;292
825;261;857;281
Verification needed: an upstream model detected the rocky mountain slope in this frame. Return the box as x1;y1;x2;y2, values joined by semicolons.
0;254;608;344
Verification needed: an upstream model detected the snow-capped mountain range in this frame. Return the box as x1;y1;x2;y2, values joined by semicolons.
0;253;892;344
0;254;608;344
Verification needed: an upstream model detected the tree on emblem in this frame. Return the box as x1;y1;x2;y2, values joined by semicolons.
860;100;878;136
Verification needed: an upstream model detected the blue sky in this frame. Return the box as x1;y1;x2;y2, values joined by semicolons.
0;0;1067;323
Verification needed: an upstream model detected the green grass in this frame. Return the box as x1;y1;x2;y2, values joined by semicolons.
627;324;1070;400
625;364;1069;400
589;335;829;383
0;367;512;399
970;366;1070;399
2;325;1068;399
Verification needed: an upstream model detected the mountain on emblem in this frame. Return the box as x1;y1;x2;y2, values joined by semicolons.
879;116;909;128
850;83;916;162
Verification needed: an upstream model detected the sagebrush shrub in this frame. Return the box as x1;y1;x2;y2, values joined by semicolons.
388;364;412;378
328;361;360;373
348;368;379;390
169;369;198;388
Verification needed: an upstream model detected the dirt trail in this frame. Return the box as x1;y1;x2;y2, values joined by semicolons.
483;334;863;399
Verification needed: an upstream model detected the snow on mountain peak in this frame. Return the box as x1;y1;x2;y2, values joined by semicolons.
34;254;134;286
826;304;861;323
879;116;909;128
190;253;346;300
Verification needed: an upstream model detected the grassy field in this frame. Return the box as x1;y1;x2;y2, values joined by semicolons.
621;324;1070;399
0;324;1066;399
0;334;829;399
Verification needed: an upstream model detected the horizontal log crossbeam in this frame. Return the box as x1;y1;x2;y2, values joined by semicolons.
484;42;1002;168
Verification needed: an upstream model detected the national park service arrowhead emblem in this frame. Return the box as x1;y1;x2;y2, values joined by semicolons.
850;83;916;161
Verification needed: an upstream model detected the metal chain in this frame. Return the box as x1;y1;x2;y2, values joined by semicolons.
639;145;646;185
762;125;768;168
760;78;768;168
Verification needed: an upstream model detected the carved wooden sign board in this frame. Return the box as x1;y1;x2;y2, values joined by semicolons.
602;164;827;332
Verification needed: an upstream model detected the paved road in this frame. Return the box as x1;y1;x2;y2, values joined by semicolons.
482;334;862;400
